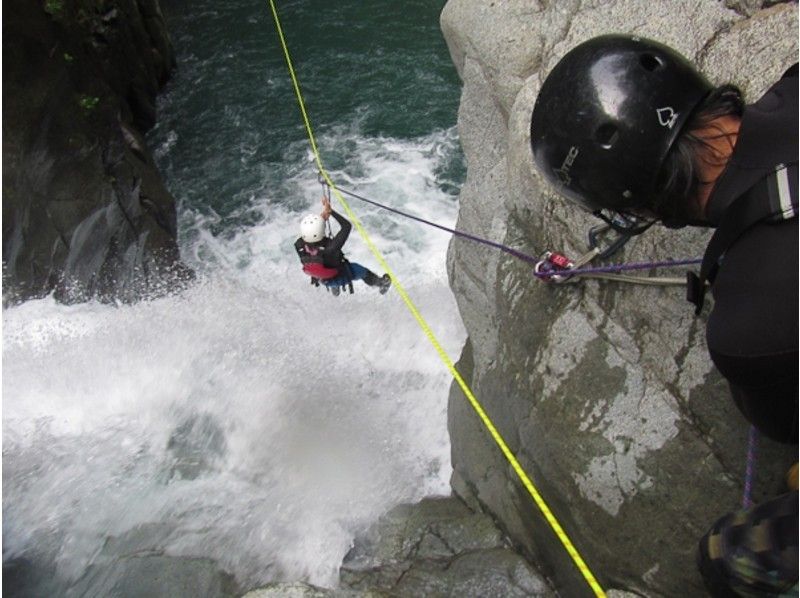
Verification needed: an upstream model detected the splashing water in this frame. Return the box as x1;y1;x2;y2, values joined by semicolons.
3;0;467;591
3;130;466;591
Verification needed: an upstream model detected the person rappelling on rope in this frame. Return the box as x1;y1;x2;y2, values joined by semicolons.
530;35;797;597
295;194;391;296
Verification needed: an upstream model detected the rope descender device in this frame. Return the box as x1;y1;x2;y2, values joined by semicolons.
319;172;332;201
317;173;334;237
534;251;576;283
534;220;635;283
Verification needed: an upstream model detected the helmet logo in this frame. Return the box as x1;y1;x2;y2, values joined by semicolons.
657;106;678;129
553;146;580;187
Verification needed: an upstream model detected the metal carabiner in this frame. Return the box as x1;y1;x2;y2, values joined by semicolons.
588;223;632;260
592;210;655;238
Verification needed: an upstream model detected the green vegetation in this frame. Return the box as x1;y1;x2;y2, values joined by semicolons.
44;0;64;16
79;95;100;111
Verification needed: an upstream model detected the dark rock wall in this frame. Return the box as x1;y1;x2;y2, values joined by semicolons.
3;0;191;305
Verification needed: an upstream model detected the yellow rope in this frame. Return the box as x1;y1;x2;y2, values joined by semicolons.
267;3;605;595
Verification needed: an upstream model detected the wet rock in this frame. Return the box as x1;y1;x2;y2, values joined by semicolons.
339;496;554;597
67;553;239;598
3;555;62;598
2;0;192;305
5;523;238;598
243;581;384;598
441;0;798;595
69;523;238;597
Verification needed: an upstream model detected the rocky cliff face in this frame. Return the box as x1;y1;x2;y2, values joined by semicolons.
2;0;191;305
441;0;797;595
339;497;553;597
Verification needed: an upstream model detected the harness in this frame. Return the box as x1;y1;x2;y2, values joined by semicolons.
300;243;338;279
300;243;355;295
687;162;798;313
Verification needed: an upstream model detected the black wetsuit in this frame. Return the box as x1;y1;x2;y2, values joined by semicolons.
697;66;798;597
704;65;799;444
294;209;351;272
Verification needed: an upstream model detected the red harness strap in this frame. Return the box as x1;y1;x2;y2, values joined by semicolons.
302;262;339;280
301;244;340;279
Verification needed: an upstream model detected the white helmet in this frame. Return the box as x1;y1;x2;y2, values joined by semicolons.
300;214;326;243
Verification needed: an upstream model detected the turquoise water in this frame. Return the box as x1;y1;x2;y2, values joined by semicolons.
150;0;464;236
4;1;468;592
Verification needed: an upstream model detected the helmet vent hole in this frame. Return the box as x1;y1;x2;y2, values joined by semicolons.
595;123;619;149
640;53;663;72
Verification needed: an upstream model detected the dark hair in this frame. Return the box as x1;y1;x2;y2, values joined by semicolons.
651;84;744;226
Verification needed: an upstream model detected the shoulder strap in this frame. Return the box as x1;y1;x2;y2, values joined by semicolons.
687;163;798;314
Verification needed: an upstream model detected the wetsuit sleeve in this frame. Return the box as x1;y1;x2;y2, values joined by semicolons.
294;237;305;259
325;210;351;254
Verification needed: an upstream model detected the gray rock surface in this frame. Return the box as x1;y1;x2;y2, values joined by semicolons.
2;0;192;305
243;581;384;598
66;523;239;597
3;523;239;598
339;496;554;597
441;0;798;595
68;554;238;598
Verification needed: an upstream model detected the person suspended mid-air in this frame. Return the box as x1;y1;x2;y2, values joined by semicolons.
295;196;391;296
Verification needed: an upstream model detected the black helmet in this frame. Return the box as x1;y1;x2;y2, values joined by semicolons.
530;35;712;216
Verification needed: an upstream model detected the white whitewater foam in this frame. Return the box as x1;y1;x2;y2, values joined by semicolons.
3;128;467;589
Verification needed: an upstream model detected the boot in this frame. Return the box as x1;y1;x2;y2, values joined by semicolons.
377;274;391;294
364;271;392;294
